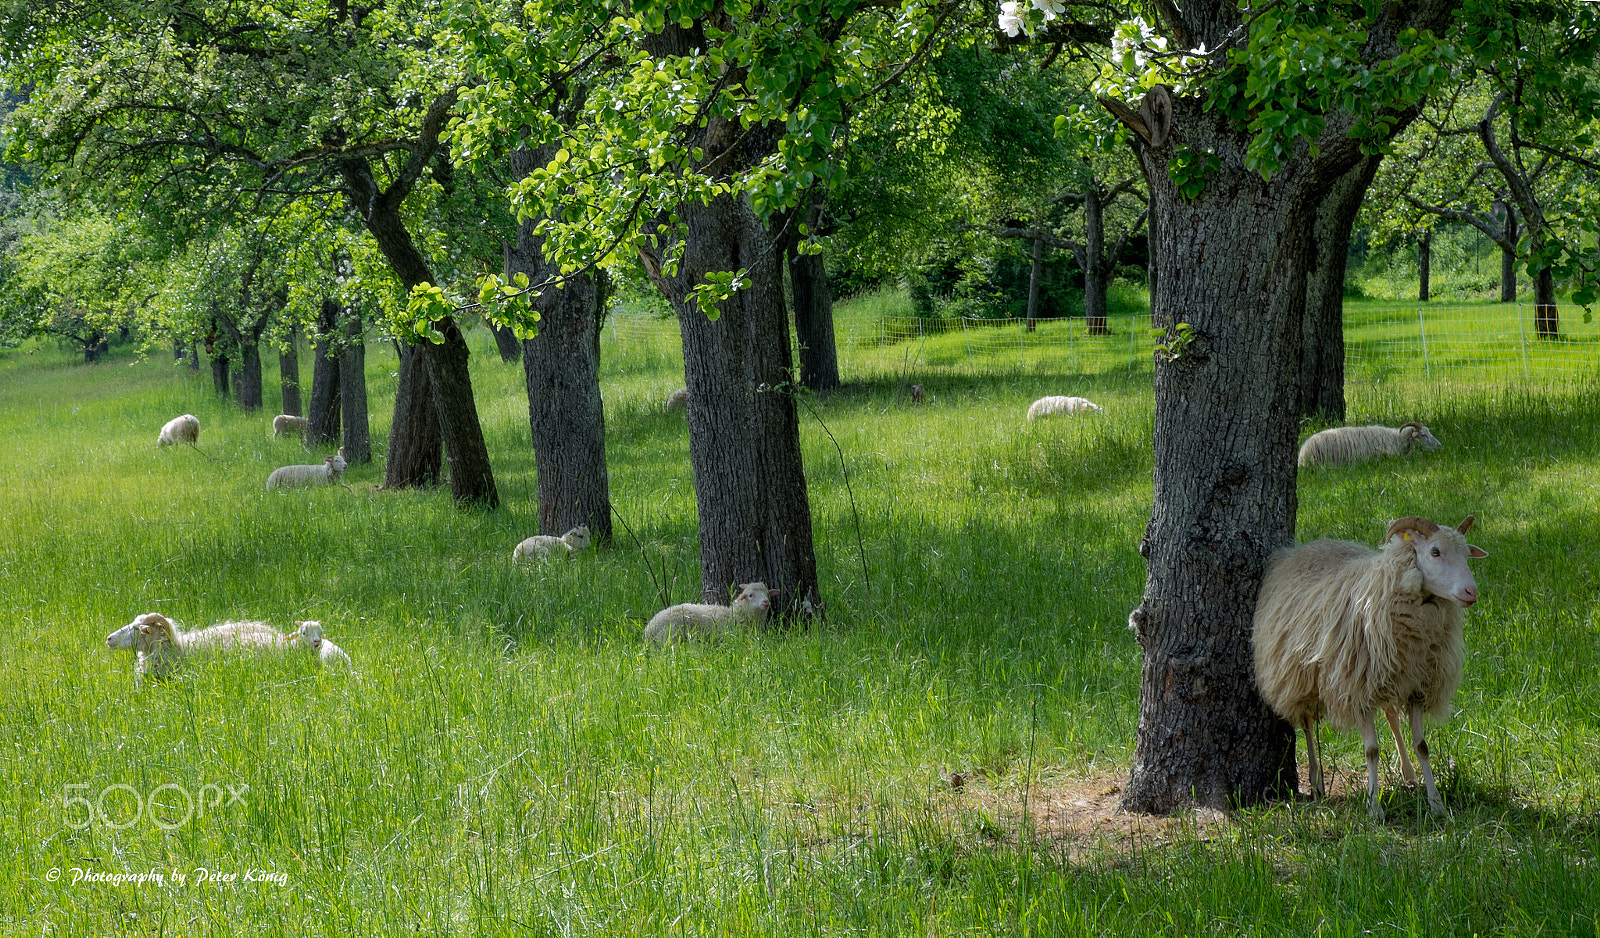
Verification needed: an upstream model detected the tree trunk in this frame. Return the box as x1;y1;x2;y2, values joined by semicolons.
789;246;841;390
1418;229;1432;302
1024;235;1045;333
1497;199;1518;302
1299;153;1381;422
210;354;230;397
234;341;263;410
280;327;302;416
1533;266;1559;339
384;343;442;487
641;192;821;613
307;300;342;447
340;307;371;464
491;324;522;363
1083;184;1110;335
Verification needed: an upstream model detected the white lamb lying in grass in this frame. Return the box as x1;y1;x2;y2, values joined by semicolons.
1026;396;1102;421
513;525;593;561
266;449;349;490
643;582;776;643
105;612;284;682
284;620;353;669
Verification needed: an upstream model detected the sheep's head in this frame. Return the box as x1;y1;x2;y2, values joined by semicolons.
326;453;349;474
1388;515;1488;606
288;621;325;651
1400;422;1442;451
107;613;175;651
563;525;593;551
733;582;776;619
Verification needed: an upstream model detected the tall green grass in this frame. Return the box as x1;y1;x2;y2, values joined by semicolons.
0;294;1597;935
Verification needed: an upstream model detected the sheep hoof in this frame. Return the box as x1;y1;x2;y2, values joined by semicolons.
1368;800;1386;822
1427;798;1446;816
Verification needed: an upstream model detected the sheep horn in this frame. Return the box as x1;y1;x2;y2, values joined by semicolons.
1386;516;1440;541
1457;515;1475;534
1400;422;1423;430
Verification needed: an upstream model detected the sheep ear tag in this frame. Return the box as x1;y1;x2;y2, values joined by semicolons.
1469;545;1488;559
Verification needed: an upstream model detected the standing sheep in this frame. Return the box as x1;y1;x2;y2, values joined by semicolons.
106;612;284;682
1252;515;1488;819
643;582;776;643
156;414;200;447
284;620;354;669
272;414;309;440
1297;422;1441;467
266;450;349;490
512;525;593;561
1025;396;1102;421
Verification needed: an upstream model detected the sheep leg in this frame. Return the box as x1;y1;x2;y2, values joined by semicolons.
1302;715;1324;799
1360;715;1386;821
1385;705;1417;785
1408;701;1446;815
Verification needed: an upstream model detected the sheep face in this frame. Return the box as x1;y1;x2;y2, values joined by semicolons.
1393;516;1488;606
288;621;325;651
733;582;776;616
326;454;349;473
106;613;175;651
1402;422;1443;451
562;526;593;551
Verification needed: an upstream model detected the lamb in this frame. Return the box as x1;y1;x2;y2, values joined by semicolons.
272;414;309;440
1025;396;1102;421
1297;422;1441;467
664;387;689;411
156;414;200;447
284;620;353;669
105;612;284;682
643;582;777;643
512;525;593;561
266;449;349;490
1252;515;1488;820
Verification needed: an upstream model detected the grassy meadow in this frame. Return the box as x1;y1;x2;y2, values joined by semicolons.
1;291;1598;935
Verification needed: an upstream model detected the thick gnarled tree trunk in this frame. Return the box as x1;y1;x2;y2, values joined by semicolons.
279;327;302;416
789;245;841;390
307;300;342;448
1300;153;1382;422
340;307;371;464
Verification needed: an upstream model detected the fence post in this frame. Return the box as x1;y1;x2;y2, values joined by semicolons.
1517;303;1530;382
1417;308;1431;381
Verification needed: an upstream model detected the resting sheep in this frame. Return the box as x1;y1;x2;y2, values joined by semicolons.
664;387;689;412
272;414;309;440
512;525;593;561
1026;396;1102;421
106;612;284;682
1297;422;1441;468
266;449;348;490
1252;515;1488;819
284;620;353;669
643;582;776;643
157;414;200;447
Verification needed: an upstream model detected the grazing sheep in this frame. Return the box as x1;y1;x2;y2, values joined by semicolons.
156;414;200;447
1297;422;1441;468
643;582;776;643
1252;515;1488;819
266;449;348;490
105;612;284;682
665;387;689;411
284;620;353;669
1025;396;1102;421
272;414;309;440
512;525;593;561
910;384;925;404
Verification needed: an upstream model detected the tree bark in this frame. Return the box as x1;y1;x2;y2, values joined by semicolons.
1025;235;1045;333
1496;199;1518;302
491;324;522;363
280;327;302;416
640;192;822;613
384;343;442;487
234;342;263;410
789;245;841;390
1533;266;1559;339
1082;184;1110;335
340;307;371;464
1418;229;1432;302
1300;153;1381;422
307;300;342;448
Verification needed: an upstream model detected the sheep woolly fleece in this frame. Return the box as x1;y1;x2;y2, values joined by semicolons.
643;582;775;643
513;525;593;561
266;452;348;490
106;612;284;681
664;387;689;411
157;414;200;446
272;414;309;439
1025;396;1102;421
1297;422;1441;467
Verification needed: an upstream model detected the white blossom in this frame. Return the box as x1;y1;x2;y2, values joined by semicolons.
1030;0;1066;16
997;0;1023;36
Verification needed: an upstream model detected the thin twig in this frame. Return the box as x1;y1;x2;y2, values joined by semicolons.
611;503;669;609
796;392;869;591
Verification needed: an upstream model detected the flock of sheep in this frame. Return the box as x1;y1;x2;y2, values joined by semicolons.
148;395;1480;819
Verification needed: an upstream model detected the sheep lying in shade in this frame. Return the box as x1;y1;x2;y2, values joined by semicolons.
1297;422;1441;467
664;387;689;412
157;414;200;447
1252;515;1488;819
272;414;309;440
643;582;776;643
266;449;348;490
106;612;284;682
1026;396;1102;421
512;525;593;561
284;621;353;669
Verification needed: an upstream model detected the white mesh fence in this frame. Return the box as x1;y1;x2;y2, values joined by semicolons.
1344;305;1600;388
